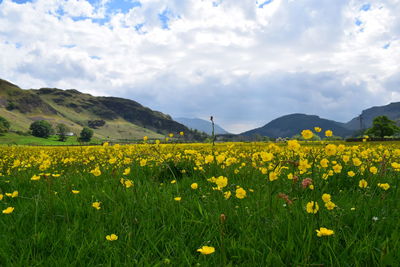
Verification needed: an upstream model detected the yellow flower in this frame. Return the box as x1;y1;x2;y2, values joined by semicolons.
320;158;329;168
306;201;319;214
325;144;337;156
197;246;215;255
347;171;355;177
2;207;14;214
143;136;148;141
31;175;41;181
333;164;342;173
90;167;101;176
359;179;368;188
325;130;333;137
106;234;118;241
123;167;131;176
124;179;134;188
205;155;214;164
314;127;322;132
191;183;198;189
224;191;231;199
325;201;336;210
215;176;228;189
6;191;18;198
369;166;378;175
140;159;147;167
170;180;176;184
352;158;362;167
321;193;331;203
179;131;184;136
174;197;181;201
92;201;101;210
72;190;80;194
287;140;300;150
169;133;174;138
235;187;246;199
301;129;314;140
269;172;278;181
287;173;293;180
108;158;117;164
377;183;390;190
0;194;3;201
316;227;334;237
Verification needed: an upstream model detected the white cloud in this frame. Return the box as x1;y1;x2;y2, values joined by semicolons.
0;0;399;133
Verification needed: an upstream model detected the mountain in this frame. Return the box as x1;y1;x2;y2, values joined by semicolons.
175;117;229;135
241;113;353;138
345;102;400;130
0;78;202;140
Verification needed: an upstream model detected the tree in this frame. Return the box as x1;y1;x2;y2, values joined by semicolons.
0;116;10;133
30;120;53;138
56;123;70;142
366;116;400;138
79;127;93;142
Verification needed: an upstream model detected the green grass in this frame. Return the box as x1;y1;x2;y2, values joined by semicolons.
0;144;399;266
0;132;102;145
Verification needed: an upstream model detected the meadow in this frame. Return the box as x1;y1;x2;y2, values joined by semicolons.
0;135;399;266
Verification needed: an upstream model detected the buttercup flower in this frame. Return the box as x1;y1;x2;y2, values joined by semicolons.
316;227;334;237
197;246;215;255
106;234;118;241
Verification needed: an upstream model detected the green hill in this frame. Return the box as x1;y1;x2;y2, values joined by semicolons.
0;78;202;141
241;113;353;138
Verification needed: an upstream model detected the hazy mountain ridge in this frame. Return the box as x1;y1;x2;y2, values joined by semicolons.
345;102;400;130
174;117;229;135
241;113;353;138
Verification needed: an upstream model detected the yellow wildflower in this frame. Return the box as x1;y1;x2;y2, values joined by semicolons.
321;193;331;203
2;207;14;214
359;179;368;188
92;202;101;210
325;130;333;137
377;183;390;190
106;234;118;241
197;246;215;255
306;201;319;214
72;190;80;194
235;187;246;199
191;183;198;189
174;197;181;201
316;227;334;237
301;129;314;139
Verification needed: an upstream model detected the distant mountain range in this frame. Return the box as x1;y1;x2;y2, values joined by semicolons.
174;117;229;135
241;103;400;138
2;78;399;140
0;78;204;140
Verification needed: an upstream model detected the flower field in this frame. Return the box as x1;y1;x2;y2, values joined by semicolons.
0;138;399;266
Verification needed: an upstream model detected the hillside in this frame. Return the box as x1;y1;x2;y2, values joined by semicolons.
0;78;200;140
241;113;353;138
174;117;229;135
346;102;400;130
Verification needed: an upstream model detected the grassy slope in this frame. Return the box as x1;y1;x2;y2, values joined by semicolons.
0;133;103;145
0;79;169;140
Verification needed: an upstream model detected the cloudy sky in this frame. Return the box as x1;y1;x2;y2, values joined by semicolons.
0;0;399;133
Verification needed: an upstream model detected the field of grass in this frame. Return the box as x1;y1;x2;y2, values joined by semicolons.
0;138;399;266
0;132;103;146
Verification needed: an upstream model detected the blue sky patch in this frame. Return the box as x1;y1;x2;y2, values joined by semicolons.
383;43;390;49
11;0;33;4
107;0;141;14
360;3;371;11
355;18;362;26
258;0;273;8
159;9;171;30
